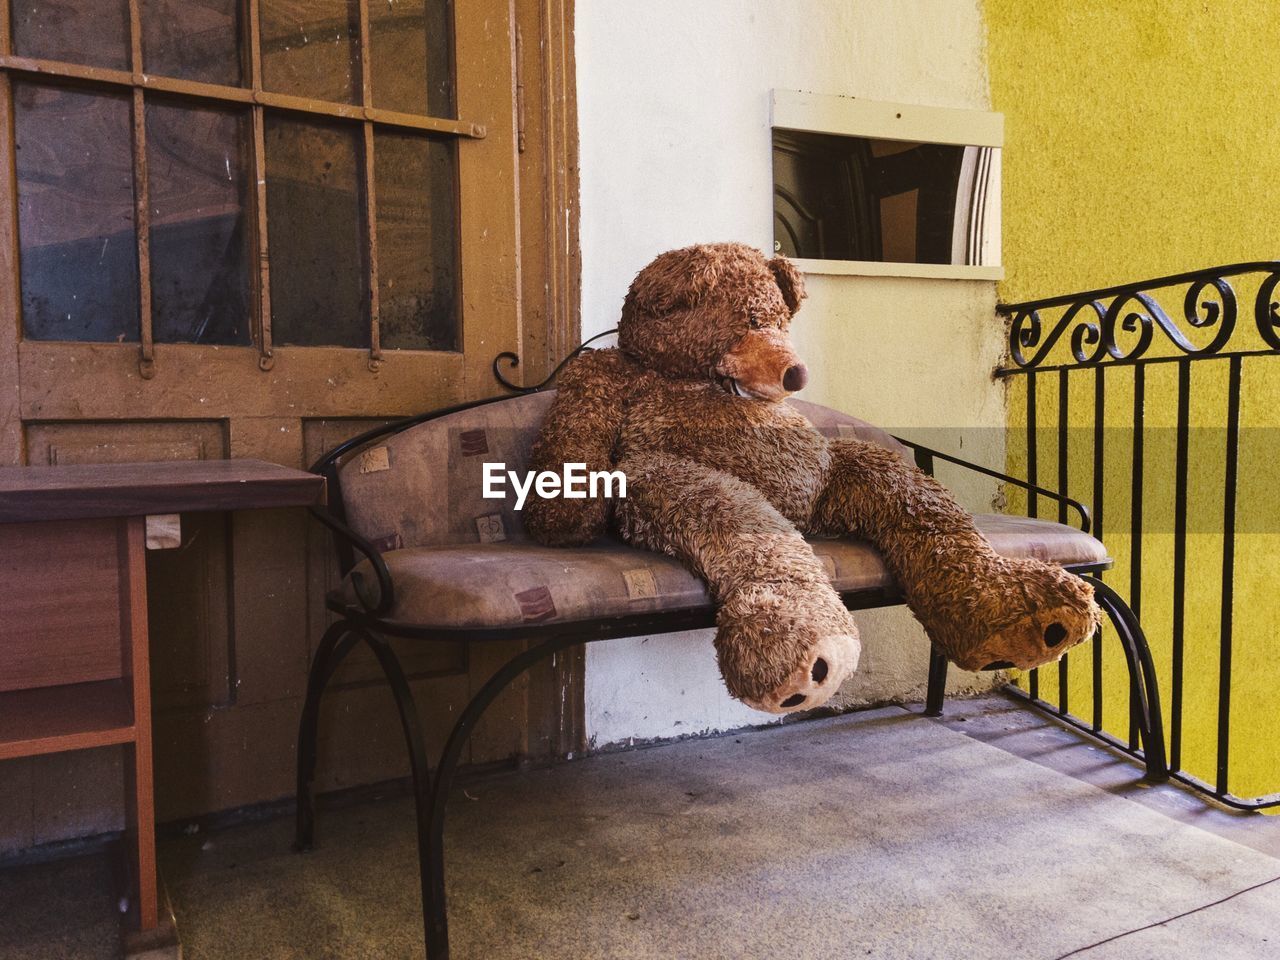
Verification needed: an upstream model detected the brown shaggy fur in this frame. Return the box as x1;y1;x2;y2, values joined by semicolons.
523;242;1101;714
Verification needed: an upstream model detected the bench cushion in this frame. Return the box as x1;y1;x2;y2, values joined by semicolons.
335;391;910;551
339;514;1108;629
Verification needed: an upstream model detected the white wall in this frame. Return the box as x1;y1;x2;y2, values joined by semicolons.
576;0;1005;749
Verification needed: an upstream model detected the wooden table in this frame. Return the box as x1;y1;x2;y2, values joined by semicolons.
0;459;324;944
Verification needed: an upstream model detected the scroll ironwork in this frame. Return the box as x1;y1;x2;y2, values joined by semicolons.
1000;262;1280;375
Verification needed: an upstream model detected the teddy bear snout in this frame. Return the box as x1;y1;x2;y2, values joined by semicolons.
718;328;807;401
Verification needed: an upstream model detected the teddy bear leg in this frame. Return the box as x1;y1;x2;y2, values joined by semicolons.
614;452;860;713
808;438;1100;672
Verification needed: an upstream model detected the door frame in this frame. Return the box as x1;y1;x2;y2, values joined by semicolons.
516;0;584;759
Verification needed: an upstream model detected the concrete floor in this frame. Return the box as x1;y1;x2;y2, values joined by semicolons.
3;696;1278;959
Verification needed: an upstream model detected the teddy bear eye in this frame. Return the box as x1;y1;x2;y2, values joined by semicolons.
748;314;762;329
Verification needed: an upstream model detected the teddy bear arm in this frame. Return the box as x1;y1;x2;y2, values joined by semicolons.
522;350;630;546
614;451;860;713
809;438;1100;672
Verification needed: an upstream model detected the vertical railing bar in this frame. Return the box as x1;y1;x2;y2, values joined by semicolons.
247;0;272;371
1026;371;1039;700
1127;363;1145;749
1217;355;1241;796
1092;366;1105;732
1027;371;1039;519
128;0;154;378
1170;358;1191;773
357;0;381;366
1130;364;1144;618
1057;368;1069;716
1057;370;1070;525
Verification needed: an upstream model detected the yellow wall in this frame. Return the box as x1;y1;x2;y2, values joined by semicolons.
985;1;1280;800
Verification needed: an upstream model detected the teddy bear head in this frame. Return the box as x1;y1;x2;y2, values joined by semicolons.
618;242;809;401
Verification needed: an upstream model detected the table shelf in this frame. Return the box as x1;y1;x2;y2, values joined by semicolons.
0;459;323;941
0;679;135;761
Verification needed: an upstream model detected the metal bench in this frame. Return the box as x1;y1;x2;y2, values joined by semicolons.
295;377;1166;960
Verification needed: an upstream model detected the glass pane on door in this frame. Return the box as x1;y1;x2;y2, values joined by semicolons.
14;82;139;343
259;0;360;105
147;100;253;345
375;131;458;351
265;116;369;348
11;0;130;71
369;0;454;117
142;0;244;87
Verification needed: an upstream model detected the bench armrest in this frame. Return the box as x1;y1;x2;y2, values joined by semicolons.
892;436;1092;535
309;504;396;618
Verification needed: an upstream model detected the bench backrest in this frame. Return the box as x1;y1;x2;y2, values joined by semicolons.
337;391;908;550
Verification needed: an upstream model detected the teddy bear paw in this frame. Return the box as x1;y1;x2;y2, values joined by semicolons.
714;582;861;714
741;632;861;714
949;574;1101;673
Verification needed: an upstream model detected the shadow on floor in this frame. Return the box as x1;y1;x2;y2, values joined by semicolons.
0;850;119;960
4;700;1279;959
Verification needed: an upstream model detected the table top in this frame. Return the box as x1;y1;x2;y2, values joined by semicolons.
0;459;326;523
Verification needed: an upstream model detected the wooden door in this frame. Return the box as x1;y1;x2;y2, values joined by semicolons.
0;0;580;845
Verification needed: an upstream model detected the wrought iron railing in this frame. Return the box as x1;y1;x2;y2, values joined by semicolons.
997;262;1280;810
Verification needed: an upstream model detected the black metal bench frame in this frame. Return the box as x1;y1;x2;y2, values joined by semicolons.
296;387;1167;960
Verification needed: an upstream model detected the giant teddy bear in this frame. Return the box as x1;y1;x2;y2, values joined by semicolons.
523;242;1100;713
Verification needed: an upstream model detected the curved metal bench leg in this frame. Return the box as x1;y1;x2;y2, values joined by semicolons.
353;631;438;953
1080;576;1169;782
421;637;577;960
295;622;443;953
295;619;362;852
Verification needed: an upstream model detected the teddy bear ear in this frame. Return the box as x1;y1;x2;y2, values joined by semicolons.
768;255;806;315
628;247;721;314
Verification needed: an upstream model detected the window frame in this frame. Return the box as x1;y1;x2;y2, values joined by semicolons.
771;89;1004;282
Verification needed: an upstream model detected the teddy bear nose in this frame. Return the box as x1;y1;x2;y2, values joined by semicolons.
782;364;808;392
